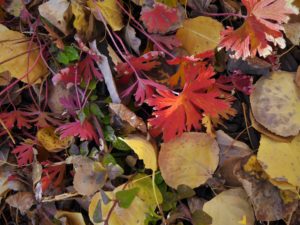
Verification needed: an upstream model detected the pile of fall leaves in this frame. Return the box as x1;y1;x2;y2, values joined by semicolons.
0;0;300;224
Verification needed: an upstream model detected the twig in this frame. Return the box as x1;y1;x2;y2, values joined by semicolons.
89;41;121;103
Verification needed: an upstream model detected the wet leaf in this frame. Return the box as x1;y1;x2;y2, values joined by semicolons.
159;132;219;189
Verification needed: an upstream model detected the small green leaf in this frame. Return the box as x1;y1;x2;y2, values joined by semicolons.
64;46;79;61
113;137;131;151
192;210;212;225
56;52;69;65
115;187;140;208
103;153;117;166
90;103;104;118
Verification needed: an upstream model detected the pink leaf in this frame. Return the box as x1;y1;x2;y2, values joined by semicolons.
12;143;34;167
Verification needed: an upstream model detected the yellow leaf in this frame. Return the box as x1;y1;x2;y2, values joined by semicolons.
122;135;157;171
158;132;219;189
203;188;255;225
89;191;149;225
56;211;86;225
257;134;300;187
155;0;178;7
0;25;48;84
88;0;124;31
126;173;163;209
71;1;89;34
37;127;72;152
250;71;300;137
176;16;223;55
238;215;247;225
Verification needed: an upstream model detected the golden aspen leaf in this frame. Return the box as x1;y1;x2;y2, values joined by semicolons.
176;16;223;55
122;135;157;171
250;71;300;137
158;132;219;189
55;211;86;225
126;173;163;209
89;191;148;225
257;134;300;187
87;0;124;31
0;25;48;84
71;1;89;34
203;188;255;225
37;127;72;152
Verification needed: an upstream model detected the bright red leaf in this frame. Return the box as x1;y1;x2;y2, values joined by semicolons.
41;161;66;191
0;110;31;130
56;119;99;144
12;142;34;167
146;65;232;142
140;3;183;34
78;54;103;82
219;0;298;59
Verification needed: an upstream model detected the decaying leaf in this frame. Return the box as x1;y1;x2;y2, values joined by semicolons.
122;135;157;171
89;191;149;225
216;130;252;186
203;188;255;225
69;156;107;196
0;25;48;84
234;156;298;221
38;0;71;35
55;211;86;225
88;0;124;31
176;16;223;55
71;1;89;35
257;134;300;187
37;126;73;152
6;192;35;214
124;25;141;55
109;103;147;134
284;22;300;45
250;70;300;137
159;132;219;189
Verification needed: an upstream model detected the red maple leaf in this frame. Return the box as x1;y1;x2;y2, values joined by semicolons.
41;161;66;191
78;54;103;82
12;142;34;167
219;0;298;59
140;3;183;34
56;119;99;144
146;65;232;142
0;110;31;130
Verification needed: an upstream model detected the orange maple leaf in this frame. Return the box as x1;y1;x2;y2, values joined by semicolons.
219;0;298;59
146;65;232;142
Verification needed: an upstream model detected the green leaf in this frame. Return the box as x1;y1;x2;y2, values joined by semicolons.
56;46;79;65
113;137;131;151
103;153;117;166
90;103;104;118
56;52;69;65
192;210;212;225
177;184;196;200
115;187;140;208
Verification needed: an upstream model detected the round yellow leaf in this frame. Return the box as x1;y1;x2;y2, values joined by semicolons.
176;16;223;55
122;135;157;171
203;188;255;225
89;191;148;225
158;132;219;189
0;25;48;84
250;71;300;137
37;127;72;152
257;134;300;187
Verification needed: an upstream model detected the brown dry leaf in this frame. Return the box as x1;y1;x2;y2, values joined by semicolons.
203;188;255;225
0;25;48;84
87;0;124;31
176;16;223;55
0;71;12;86
234;156;298;221
122;135;157;171
216;130;252;186
109;103;147;134
89;191;149;225
43;23;65;50
257;134;300;187
284;23;300;45
6;192;35;214
38;0;71;35
159;132;219;189
250;70;300;137
48;83;72;114
37;127;73;152
296;65;300;88
55;211;86;225
69;156;107;196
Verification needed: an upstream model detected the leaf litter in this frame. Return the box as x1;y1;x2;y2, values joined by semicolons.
0;0;299;225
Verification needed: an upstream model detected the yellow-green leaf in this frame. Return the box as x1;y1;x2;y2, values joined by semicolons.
257;134;300;187
0;25;48;84
122;135;158;171
71;1;89;34
88;0;124;31
203;188;255;225
176;16;223;55
158;132;219;189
